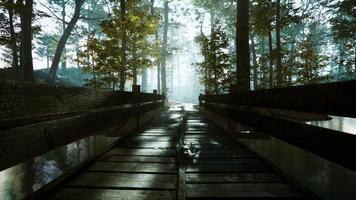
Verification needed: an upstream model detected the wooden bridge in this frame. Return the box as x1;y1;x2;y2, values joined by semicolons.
1;80;356;199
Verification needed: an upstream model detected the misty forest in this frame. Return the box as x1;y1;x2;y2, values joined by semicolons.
0;0;355;101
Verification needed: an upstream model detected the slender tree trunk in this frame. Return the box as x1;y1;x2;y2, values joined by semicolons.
250;34;258;90
354;44;356;72
141;0;156;93
46;47;50;69
19;0;34;81
275;0;282;87
133;67;137;85
161;1;169;95
236;0;250;91
48;0;84;82
133;54;137;86
8;0;19;70
268;30;273;88
157;64;161;93
119;0;127;91
61;0;67;70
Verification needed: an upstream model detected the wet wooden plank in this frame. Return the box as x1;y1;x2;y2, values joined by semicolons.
122;136;178;142
184;139;238;146
186;183;303;198
186;163;272;173
67;172;176;189
86;162;177;173
186;173;283;183
184;135;229;139
106;148;176;157
51;188;176;200
186;158;262;165
118;142;177;149
192;149;254;158
183;144;240;149
98;155;176;163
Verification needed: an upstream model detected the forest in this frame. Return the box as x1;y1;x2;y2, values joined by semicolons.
0;0;355;102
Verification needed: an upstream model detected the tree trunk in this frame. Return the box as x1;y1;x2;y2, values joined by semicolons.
46;47;50;69
8;0;19;70
133;67;137;86
236;0;250;91
119;0;127;91
141;0;156;93
157;64;161;93
19;0;34;81
275;0;282;87
61;0;67;70
268;30;273;88
250;33;258;90
161;1;169;95
48;0;84;83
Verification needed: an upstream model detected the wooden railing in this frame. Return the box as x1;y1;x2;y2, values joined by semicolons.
199;80;356;172
0;81;165;171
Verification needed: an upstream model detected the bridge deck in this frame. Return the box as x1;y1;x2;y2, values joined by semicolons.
48;106;311;199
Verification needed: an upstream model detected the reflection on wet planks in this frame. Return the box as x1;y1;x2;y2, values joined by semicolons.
48;106;315;199
49;109;183;200
183;111;312;199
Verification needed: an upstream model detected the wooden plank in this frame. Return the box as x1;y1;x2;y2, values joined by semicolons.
186;163;272;173
183;144;239;149
184;135;229;139
122;136;178;142
86;162;177;173
184;139;237;145
186;183;303;198
98;155;176;163
51;188;176;200
186;158;262;165
186;173;283;183
106;148;176;157
191;149;254;158
66;172;177;189
118;142;177;149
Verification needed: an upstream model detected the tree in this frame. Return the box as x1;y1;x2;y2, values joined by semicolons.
48;0;69;70
48;0;85;83
78;0;159;90
236;0;250;91
294;35;329;84
0;0;19;70
161;0;169;95
36;34;55;69
195;25;233;94
18;0;34;81
275;0;282;87
329;0;356;80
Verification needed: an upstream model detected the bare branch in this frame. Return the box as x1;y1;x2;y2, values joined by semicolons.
39;2;69;24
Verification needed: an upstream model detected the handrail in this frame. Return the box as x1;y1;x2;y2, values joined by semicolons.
200;80;356;118
0;82;165;171
199;80;356;172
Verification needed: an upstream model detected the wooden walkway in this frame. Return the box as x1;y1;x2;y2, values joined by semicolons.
48;106;312;199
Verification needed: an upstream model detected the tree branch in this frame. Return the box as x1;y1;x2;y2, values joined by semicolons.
39;2;69;24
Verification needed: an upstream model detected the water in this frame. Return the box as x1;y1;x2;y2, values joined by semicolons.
0;135;117;200
307;115;356;135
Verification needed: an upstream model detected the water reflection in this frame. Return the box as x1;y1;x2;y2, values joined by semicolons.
307;115;356;135
0;135;117;200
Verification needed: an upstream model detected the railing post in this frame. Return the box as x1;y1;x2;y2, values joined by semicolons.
132;85;141;93
132;85;141;132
